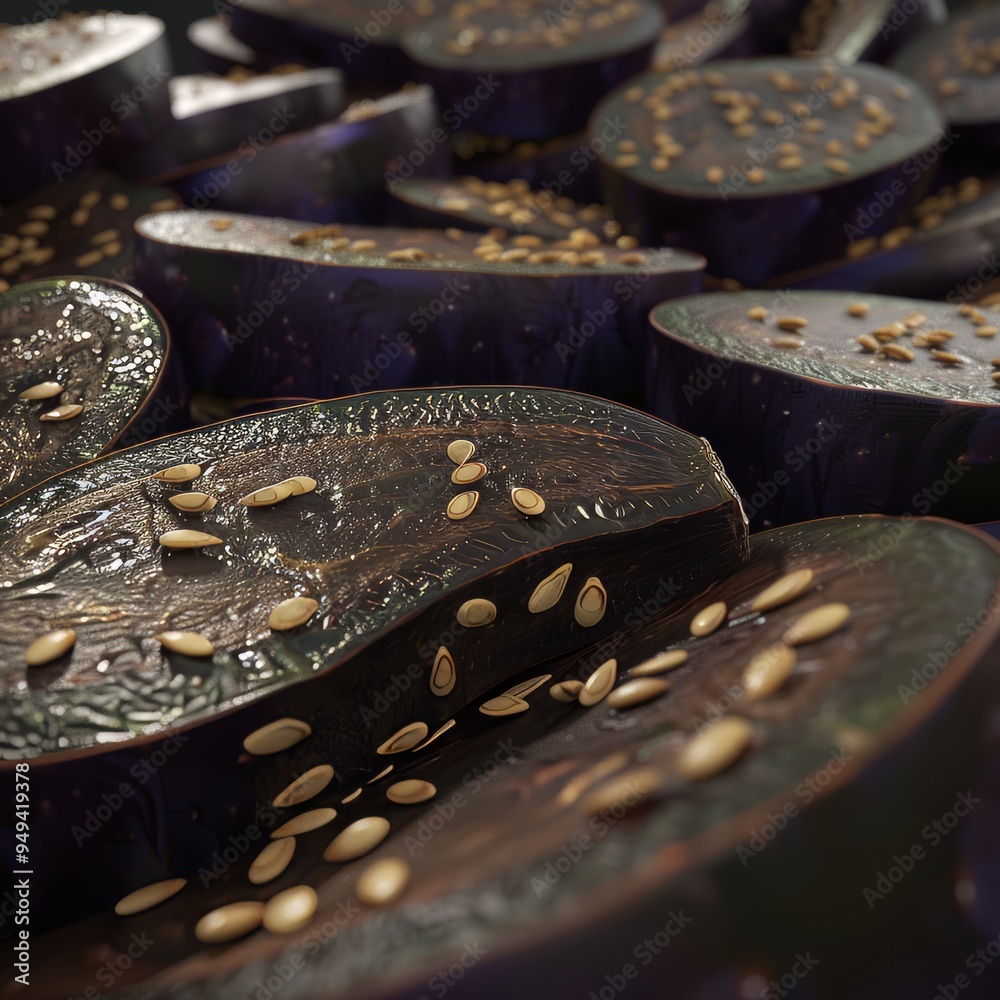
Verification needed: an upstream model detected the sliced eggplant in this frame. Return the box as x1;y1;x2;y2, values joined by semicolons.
652;0;753;73
186;15;280;75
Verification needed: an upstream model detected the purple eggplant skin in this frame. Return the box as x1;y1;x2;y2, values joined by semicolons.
0;16;174;202
185;15;286;75
647;320;1000;529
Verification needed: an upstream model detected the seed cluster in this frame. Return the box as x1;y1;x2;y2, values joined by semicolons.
925;16;1000;99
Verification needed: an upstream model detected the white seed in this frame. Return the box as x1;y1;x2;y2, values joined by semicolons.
39;403;83;421
528;563;573;613
580;767;661;815
550;680;584;702
750;568;814;612
574;577;607;627
115;878;186;916
152;463;201;483
25;628;76;666
19;380;63;400
677;717;752;781
195;901;265;943
511;487;545;516
430;646;456;696
239;482;293;507
451;461;486;485
356;858;410;906
606;678;669;710
273;765;335;808
630;649;688;677
271;808;336;839
158;529;223;549
386;779;436;804
168;492;217;513
411;719;456;751
155;631;214;657
505;674;552;699
456;598;496;627
783;602;851;645
249;838;295;884
377;722;429;754
690;601;727;637
446;491;479;520
480;694;530;716
268;596;318;631
579;658;617;707
368;765;393;783
263;885;317;933
243;717;311;756
280;476;317;496
446;439;475;464
777;316;808;331
324;816;391;862
742;643;797;701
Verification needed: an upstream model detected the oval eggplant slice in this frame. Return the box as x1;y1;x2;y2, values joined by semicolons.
13;516;1000;1000
591;57;945;285
648;289;1000;526
0;387;746;930
0;277;181;506
0;13;174;201
652;0;753;74
133;209;704;403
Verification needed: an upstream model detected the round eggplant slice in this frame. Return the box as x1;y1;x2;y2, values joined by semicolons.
590;57;945;285
0;387;746;931
152;86;449;224
0;277;182;506
133;209;704;404
0;13;174;202
652;0;753;73
387;174;615;241
13;516;1000;1000
400;0;664;141
0;171;181;289
648;290;1000;527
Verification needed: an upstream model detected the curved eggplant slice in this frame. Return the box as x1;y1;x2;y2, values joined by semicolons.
0;277;181;506
400;0;664;141
591;57;945;284
651;0;753;73
0;13;174;202
0;387;747;931
648;290;1000;527
152;86;449;224
133;209;704;403
0;171;181;289
17;516;1000;1000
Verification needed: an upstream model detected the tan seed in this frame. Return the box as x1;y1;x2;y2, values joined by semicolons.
847;302;870;318
825;158;850;175
239;482;293;507
271;808;336;839
705;166;725;185
931;350;964;365
377;722;428;755
167;491;217;513
747;306;768;321
430;646;456;697
342;788;362;803
750;568;814;612
268;596;318;631
857;334;880;353
574;577;607;627
74;249;104;269
158;529;223;550
446;490;479;520
606;678;669;710
550;680;584;702
249;838;296;884
677;717;752;781
772;336;803;349
882;343;915;362
39;403;83;421
505;674;552;699
324;817;391;863
528;562;573;613
155;631;214;657
783;602;851;645
480;694;530;716
25;628;76;666
446;439;475;464
903;313;928;329
690;601;727;637
19;380;63;400
152;463;201;483
742;643;797;701
356;858;410;906
777;316;808;331
263;886;317;936
579;658;617;707
411;719;456;751
630;649;688;677
451;461;486;485
273;764;335;808
115;878;186;916
511;487;545;516
975;326;998;338
456;598;496;627
195;901;265;943
580;767;661;815
386;779;436;804
368;765;394;783
280;476;317;495
243;717;311;756
992;372;1000;386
